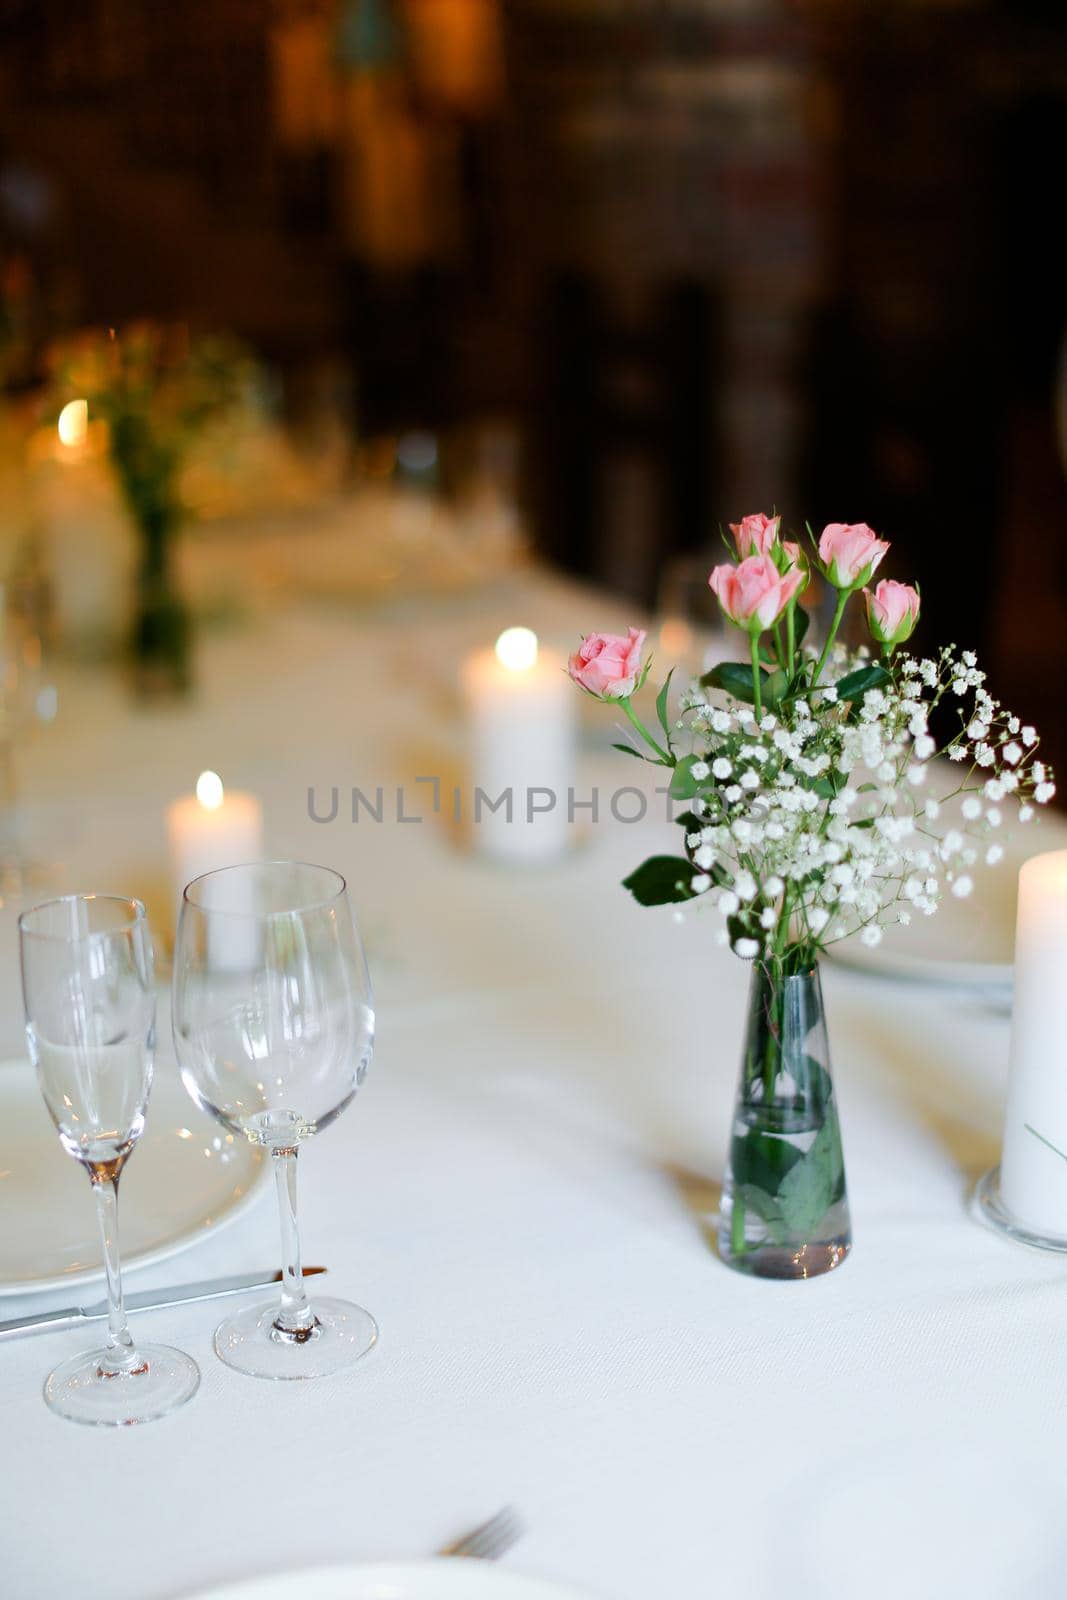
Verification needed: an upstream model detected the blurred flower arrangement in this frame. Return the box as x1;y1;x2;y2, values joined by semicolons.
571;513;1055;1276
45;324;251;693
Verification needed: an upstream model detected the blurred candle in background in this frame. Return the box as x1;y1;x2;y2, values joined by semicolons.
462;627;575;863
28;399;136;657
998;849;1067;1232
167;772;264;965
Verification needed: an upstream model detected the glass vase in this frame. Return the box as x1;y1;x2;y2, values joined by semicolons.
719;960;851;1279
130;511;192;698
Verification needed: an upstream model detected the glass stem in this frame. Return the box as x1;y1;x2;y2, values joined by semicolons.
90;1174;142;1376
271;1147;315;1339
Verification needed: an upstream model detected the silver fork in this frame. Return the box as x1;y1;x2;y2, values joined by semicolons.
442;1506;524;1561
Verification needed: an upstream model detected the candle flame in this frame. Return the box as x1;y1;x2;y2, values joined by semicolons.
196;770;225;810
57;399;89;449
495;626;538;672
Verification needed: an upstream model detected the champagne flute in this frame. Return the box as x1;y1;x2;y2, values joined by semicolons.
172;861;376;1379
18;894;200;1425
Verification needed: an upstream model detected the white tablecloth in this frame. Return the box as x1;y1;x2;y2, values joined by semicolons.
3;575;1066;1600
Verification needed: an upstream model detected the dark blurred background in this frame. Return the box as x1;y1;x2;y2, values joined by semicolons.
2;0;1065;759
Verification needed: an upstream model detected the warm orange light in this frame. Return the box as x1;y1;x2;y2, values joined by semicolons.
57;399;88;449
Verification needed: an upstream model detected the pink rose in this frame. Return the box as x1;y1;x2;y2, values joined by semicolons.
568;627;648;699
818;522;890;588
865;579;920;650
729;513;780;559
782;539;807;573
709;554;805;633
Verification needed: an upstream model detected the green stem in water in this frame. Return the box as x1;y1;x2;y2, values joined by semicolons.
731;1186;747;1256
750;633;763;720
619;696;671;763
812;591;849;689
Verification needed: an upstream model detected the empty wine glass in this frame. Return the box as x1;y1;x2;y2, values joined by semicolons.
18;894;200;1425
172;861;376;1379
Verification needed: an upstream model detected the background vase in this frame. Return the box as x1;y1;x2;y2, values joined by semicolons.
719;960;851;1279
130;506;192;698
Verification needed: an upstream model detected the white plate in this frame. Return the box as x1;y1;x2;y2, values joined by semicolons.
830;811;1067;996
184;1565;597;1600
0;1056;267;1297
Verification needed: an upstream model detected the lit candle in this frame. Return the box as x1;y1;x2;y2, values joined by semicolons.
997;850;1067;1232
462;627;576;862
29;399;136;654
167;773;264;965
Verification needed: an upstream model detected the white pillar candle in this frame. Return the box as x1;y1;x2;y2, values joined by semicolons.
30;404;137;656
462;627;576;863
999;849;1067;1231
167;772;264;967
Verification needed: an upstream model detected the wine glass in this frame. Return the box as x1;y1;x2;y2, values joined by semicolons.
18;894;200;1425
171;861;376;1379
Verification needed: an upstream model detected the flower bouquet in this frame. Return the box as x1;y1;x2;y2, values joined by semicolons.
571;514;1055;1279
46;325;250;695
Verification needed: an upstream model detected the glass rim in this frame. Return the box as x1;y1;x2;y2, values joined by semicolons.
181;860;348;920
17;892;148;943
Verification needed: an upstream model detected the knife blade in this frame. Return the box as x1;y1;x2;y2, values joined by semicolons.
0;1266;327;1341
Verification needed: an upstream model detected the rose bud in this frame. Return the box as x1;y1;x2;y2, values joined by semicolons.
709;555;805;633
729;513;780;559
568;627;648;699
818;522;890;589
865;579;920;651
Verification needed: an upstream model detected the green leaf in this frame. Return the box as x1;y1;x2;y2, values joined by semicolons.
762;669;790;710
775;1108;846;1236
622;856;694;906
736;1182;788;1246
611;742;645;758
812;770;845;799
669;755;704;800
674;810;705;832
834;662;891;703
655;670;675;744
700;661;767;706
794;605;811;650
730;1126;804;1196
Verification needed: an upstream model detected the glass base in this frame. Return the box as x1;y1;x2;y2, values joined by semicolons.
974;1166;1067;1252
719;1231;852;1279
44;1343;200;1427
214;1295;378;1380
